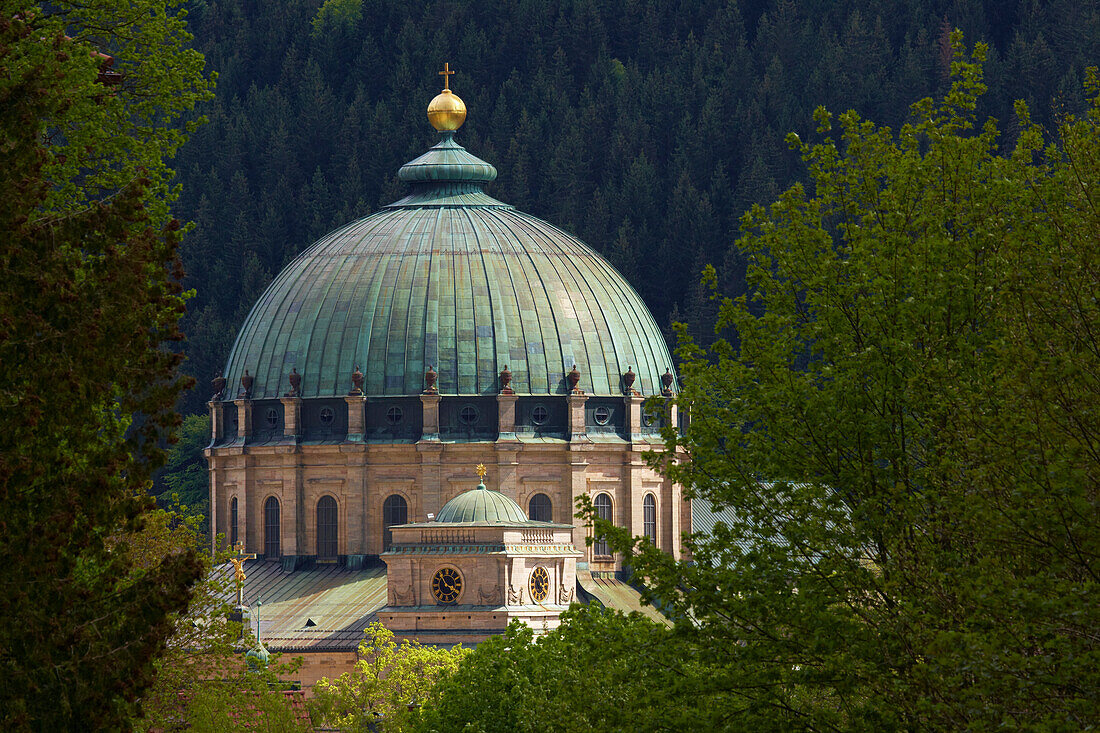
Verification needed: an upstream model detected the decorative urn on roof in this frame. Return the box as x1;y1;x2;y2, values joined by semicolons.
211;371;226;401
239;370;253;399
623;366;637;395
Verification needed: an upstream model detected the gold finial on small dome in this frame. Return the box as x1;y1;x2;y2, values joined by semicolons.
428;62;467;131
475;463;487;480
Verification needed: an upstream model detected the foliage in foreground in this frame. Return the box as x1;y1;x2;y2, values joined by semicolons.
130;505;306;731
588;38;1100;730
421;607;716;733
312;622;469;732
156;413;214;519
0;2;211;727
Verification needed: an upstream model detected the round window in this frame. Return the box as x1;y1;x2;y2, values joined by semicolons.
386;406;404;425
319;406;335;425
641;409;654;427
532;404;549;425
265;408;278;428
593;406;611;425
459;405;479;426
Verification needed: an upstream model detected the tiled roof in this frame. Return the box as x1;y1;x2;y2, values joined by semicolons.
220;562;388;652
576;570;670;626
690;498;765;554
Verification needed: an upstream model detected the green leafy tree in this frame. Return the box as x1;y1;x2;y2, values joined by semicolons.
312;622;469;732
19;0;213;223
420;607;719;733
131;504;308;732
592;39;1100;730
158;413;213;516
0;1;211;728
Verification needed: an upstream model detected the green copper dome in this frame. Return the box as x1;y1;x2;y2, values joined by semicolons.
435;482;529;524
223;130;674;398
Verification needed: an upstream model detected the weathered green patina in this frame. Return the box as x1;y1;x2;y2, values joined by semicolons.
432;480;530;524
223;130;674;398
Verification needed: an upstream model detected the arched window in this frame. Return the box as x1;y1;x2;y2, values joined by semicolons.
264;496;280;558
643;494;657;546
317;495;338;560
528;493;552;522
382;494;408;551
230;496;238;547
593;493;613;556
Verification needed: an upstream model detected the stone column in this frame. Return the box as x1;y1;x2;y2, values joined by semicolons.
281;396;301;437
497;392;518;441
421;392;441;441
209;400;225;443
235;398;252;440
345;394;366;441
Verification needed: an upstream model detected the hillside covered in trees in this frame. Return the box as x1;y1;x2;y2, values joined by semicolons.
173;0;1099;415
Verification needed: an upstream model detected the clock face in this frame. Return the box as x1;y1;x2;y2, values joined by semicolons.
529;566;550;603
431;567;463;605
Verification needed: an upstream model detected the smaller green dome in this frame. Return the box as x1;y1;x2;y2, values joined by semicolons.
436;483;529;524
245;641;270;669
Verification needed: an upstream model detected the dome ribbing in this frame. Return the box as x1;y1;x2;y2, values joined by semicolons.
435;483;530;524
222;91;674;400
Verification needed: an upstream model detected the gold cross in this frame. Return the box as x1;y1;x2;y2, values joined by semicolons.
438;62;455;90
475;463;487;480
230;541;257;605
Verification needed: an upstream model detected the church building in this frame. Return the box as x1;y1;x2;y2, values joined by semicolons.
206;66;684;685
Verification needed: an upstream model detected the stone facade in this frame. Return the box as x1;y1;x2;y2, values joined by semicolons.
379;520;580;643
206;391;690;574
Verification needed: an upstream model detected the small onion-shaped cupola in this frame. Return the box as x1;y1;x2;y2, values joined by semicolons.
245;641;270;670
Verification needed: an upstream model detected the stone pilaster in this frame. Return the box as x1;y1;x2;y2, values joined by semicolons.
208;467;220;556
567;392;588;441
569;454;589;560
417;442;444;525
495;447;520;502
345;394;366;441
234;398;252;440
420;392;441;441
625;394;643;441
666;398;678;430
281;396;301;437
209;400;225;443
497;392;518;441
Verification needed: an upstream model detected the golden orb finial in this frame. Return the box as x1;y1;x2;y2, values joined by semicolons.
428;62;467;131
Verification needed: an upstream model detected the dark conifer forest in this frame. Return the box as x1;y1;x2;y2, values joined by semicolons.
173;0;1099;415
